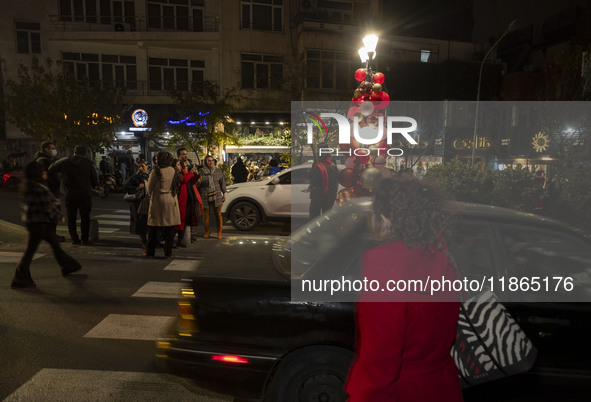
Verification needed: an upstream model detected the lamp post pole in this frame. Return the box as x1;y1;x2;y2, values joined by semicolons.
471;20;518;166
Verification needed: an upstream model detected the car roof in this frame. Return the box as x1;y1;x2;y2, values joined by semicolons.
451;201;571;229
347;197;581;234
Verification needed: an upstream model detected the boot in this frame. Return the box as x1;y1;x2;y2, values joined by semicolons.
11;268;36;288
203;210;210;238
215;206;223;239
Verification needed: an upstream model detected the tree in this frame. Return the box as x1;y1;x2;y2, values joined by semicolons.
165;81;242;161
2;57;126;152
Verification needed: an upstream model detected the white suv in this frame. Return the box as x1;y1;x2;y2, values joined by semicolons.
222;164;336;231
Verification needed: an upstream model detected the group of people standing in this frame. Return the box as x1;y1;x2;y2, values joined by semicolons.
125;149;226;258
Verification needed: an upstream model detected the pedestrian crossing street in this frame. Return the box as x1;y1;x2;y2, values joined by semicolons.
4;257;231;402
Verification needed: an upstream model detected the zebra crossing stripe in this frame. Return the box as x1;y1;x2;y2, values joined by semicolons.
83;314;176;341
132;281;183;299
92;220;130;226
0;251;45;264
93;214;131;219
3;369;227;401
164;259;201;271
56;227;119;234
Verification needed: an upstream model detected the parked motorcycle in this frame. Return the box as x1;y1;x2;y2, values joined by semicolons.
96;173;124;197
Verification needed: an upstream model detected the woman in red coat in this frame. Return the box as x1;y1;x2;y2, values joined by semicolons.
175;161;202;247
345;177;463;402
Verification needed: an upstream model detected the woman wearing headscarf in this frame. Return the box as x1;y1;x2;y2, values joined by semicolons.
145;151;181;258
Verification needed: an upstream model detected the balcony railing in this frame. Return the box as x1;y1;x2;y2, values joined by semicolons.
73;80;209;97
49;15;220;33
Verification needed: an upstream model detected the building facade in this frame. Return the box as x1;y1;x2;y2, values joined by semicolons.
1;0;479;166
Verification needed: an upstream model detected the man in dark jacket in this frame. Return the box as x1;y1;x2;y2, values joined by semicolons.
231;157;249;183
49;145;98;245
33;141;60;195
309;154;339;220
34;141;66;241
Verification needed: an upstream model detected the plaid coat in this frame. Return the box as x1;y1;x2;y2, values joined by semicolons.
21;184;63;225
198;166;226;207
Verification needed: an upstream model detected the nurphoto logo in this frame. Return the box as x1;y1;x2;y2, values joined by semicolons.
304;111;418;157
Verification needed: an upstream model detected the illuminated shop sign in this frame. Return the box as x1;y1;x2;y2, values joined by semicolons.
453;137;491;150
130;109;151;132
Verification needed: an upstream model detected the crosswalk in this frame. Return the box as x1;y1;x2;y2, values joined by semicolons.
4;255;230;401
55;208;133;236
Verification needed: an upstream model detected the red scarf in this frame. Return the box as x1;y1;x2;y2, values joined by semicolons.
316;158;333;194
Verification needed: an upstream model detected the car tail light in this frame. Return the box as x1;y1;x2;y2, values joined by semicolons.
211;355;250;364
2;174;9;186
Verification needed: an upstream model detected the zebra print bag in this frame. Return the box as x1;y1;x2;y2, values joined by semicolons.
451;290;538;387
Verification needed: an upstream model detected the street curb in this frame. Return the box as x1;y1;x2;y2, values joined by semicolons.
0;219;27;245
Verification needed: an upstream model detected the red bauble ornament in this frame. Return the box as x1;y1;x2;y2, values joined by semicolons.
354;68;367;81
374;91;390;110
347;105;361;120
373;72;385;84
357;154;371;165
371;91;383;102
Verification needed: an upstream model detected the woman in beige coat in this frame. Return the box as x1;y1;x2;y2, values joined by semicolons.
145;151;181;257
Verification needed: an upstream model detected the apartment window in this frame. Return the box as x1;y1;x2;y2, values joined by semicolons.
241;0;282;32
241;54;283;89
316;0;353;24
62;52;137;89
306;50;351;90
420;50;430;63
149;58;204;92
59;0;136;29
147;0;205;32
16;22;41;54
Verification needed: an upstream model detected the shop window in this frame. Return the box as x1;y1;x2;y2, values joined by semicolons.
241;54;283;90
147;0;204;31
15;21;41;54
149;57;204;92
306;49;353;90
241;0;282;32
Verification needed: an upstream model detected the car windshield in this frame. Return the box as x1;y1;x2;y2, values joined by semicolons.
274;199;372;280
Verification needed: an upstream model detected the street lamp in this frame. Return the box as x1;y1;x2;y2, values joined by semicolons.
471;20;519;166
359;34;379;70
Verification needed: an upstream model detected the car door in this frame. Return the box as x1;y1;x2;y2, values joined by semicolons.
263;170;293;218
493;223;591;374
290;167;312;218
448;219;502;281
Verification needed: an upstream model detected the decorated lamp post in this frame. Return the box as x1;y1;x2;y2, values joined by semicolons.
336;34;392;205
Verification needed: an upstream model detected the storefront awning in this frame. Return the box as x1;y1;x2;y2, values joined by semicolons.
225;145;290;153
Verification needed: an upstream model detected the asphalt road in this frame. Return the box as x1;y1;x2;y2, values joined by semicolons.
1;188;590;401
0;188;287;401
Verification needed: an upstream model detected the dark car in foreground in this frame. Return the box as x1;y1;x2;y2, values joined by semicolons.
156;199;591;401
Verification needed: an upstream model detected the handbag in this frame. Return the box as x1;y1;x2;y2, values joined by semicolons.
451;289;538;387
123;188;145;202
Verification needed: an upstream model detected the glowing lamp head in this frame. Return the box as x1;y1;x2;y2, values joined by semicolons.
362;34;379;53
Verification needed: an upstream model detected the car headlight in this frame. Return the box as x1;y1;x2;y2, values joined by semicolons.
226;187;237;194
